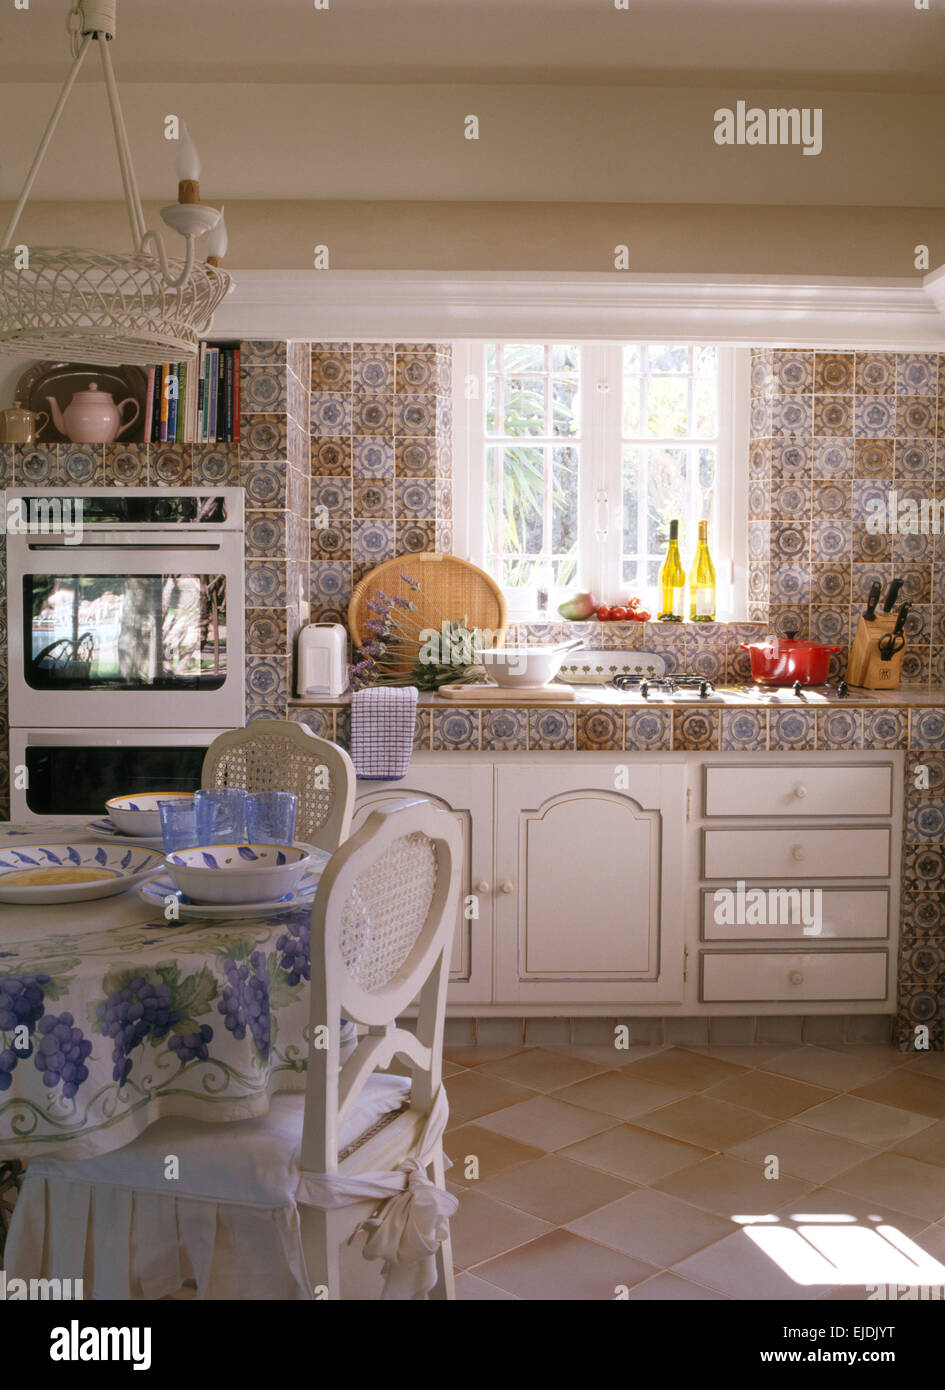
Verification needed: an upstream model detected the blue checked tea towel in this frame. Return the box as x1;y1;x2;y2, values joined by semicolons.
351;686;419;781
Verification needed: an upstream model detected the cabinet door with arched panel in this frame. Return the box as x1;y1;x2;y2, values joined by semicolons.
493;759;688;1005
352;760;493;1004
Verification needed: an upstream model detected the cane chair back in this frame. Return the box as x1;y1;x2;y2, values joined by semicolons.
201;720;355;853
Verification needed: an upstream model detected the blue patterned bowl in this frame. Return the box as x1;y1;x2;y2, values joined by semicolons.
106;791;193;837
163;842;313;905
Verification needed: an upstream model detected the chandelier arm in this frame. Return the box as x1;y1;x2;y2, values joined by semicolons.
138;228;197;290
97;28;147;249
1;32;93;251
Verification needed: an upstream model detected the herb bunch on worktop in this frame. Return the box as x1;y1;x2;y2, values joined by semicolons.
348;574;486;692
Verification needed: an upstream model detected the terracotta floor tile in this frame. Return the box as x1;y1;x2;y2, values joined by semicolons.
560;1122;712;1184
625;1271;730;1300
473;1094;618;1150
830;1153;945;1224
913;1224;945;1265
622;1047;750;1092
891;1121;945;1167
706;1069;838;1119
453;1272;519;1300
449;1189;552;1270
903;1053;945;1079
682;1045;795;1067
761;1046;901;1092
477;1047;610;1092
472;1228;658;1300
821;1044;912;1068
634;1095;775;1149
444;1044;530;1068
551;1070;686;1119
797;1095;936;1147
652;1153;815;1217
443;1069;536;1126
566;1188;735;1266
671;1227;835;1300
851;1070;945;1120
776;1184;932;1239
477;1153;635;1225
443;1123;544;1182
728;1121;878;1184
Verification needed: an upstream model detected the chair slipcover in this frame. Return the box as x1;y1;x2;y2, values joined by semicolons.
6;1075;418;1301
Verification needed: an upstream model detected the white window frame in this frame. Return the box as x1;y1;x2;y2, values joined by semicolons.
453;341;750;621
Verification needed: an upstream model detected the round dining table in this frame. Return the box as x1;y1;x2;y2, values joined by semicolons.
0;821;329;1165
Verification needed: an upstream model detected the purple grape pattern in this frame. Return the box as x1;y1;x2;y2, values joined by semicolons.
276;919;310;986
34;1012;92;1098
0;973;50;1091
217;952;271;1060
96;975;182;1086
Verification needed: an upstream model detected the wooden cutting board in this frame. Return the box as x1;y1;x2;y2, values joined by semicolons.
348;554;507;679
437;682;578;703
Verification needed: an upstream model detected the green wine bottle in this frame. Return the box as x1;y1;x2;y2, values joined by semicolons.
689;520;717;622
657;519;686;622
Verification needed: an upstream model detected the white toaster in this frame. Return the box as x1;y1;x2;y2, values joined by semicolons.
296;622;348;698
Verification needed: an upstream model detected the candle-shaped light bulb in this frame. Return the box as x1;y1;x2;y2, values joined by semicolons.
176;121;201;203
206;206;227;266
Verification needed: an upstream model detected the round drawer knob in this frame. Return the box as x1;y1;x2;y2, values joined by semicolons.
500;880;515;894
794;784;807;799
791;845;806;861
476;880;490;894
788;970;804;985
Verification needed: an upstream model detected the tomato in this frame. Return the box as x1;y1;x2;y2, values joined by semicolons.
597;605;611;621
626;596;641;609
610;606;629;621
632;608;652;622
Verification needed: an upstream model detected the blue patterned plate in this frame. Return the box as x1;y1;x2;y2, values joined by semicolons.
84;818;166;851
0;842;164;904
137;866;324;921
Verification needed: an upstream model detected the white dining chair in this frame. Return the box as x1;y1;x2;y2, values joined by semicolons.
202;719;355;853
5;799;462;1301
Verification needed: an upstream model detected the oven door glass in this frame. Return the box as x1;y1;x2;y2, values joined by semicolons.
24;744;207;817
24;573;227;691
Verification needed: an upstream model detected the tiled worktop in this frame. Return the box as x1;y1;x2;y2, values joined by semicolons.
288;685;945;755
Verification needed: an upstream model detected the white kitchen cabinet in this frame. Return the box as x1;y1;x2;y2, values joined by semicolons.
352;764;493;1004
701;950;889;1003
492;760;688;1004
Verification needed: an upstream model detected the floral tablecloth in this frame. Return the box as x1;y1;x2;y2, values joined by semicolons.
0;822;329;1163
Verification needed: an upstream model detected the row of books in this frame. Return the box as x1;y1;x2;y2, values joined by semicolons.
142;344;241;443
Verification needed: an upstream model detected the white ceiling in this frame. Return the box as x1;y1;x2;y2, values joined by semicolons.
1;0;944;90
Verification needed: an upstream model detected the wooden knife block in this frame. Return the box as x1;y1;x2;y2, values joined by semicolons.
846;613;906;689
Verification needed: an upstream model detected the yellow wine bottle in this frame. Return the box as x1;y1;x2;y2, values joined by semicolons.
689;519;717;622
657;519;686;622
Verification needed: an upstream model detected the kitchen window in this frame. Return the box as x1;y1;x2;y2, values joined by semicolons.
455;341;749;619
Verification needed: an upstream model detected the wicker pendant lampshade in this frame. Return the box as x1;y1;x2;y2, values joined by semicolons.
0;1;231;367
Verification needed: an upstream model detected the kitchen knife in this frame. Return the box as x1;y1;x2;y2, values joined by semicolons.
882;578;904;613
864;581;881;621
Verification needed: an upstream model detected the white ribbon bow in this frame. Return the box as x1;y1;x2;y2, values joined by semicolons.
298;1085;458;1299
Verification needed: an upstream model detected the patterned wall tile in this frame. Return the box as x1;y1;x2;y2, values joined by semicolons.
576;708;623;751
240;364;287;415
769;709;815;751
673;708;720;751
432;708;480;751
721;708;767;751
482;708;528;751
528;708;575;750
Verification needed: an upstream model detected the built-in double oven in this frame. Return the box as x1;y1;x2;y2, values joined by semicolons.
7;487;245;822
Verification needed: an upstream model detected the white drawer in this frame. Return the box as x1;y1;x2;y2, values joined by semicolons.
702;887;889;941
703;826;890;879
704;764;892;818
701;950;889;1002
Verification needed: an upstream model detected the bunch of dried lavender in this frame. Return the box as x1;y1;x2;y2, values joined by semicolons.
348;574;486;691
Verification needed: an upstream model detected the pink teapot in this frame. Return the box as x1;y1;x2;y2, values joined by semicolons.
47;382;140;444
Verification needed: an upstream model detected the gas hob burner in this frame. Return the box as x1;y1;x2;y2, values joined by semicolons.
611;673;716;700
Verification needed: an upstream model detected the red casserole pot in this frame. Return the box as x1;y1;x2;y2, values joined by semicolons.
740;634;841;686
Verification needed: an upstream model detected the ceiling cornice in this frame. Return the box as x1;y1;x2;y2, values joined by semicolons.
210;270;945;348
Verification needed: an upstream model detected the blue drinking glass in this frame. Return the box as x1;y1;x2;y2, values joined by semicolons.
194;787;247;845
159;798;198;854
245;791;298;846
